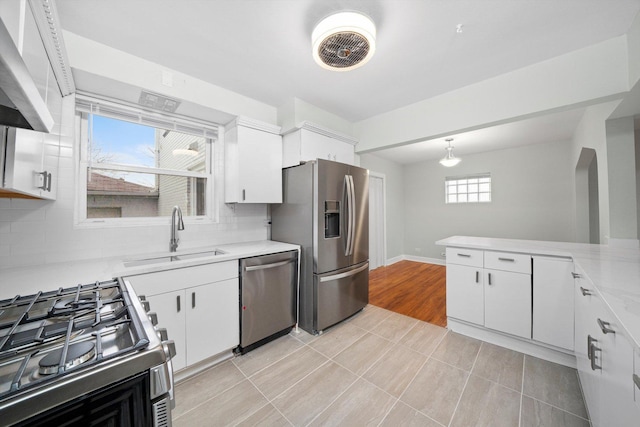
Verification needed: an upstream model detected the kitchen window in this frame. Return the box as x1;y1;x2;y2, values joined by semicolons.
76;94;217;225
445;173;491;204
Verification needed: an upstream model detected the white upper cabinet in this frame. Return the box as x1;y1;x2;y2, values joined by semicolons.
282;122;357;167
225;117;282;203
1;2;63;200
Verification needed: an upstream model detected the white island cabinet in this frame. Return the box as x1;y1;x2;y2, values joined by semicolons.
532;256;574;351
438;236;640;427
574;268;637;427
484;251;531;339
445;248;484;326
124;261;239;372
224;117;282;203
446;248;532;339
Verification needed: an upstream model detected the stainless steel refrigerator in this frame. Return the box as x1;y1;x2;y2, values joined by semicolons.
271;159;369;335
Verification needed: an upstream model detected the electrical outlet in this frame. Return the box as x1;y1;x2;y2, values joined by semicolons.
441;252;446;258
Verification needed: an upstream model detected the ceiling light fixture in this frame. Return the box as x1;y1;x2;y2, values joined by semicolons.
439;138;461;167
311;11;376;71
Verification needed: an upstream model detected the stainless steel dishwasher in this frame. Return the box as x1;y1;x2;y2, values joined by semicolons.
238;250;298;354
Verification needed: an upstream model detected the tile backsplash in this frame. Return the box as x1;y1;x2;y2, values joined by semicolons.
0;95;269;270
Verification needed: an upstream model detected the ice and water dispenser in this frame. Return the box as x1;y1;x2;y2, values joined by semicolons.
324;201;340;238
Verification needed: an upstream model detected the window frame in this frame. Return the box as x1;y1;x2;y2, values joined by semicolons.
445;173;492;204
75;94;217;227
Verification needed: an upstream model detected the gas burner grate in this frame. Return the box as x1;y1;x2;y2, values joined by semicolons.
0;279;149;398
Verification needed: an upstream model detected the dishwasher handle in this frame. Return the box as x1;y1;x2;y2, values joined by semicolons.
244;258;295;272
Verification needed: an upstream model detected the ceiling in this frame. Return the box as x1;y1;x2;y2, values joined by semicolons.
56;0;640;163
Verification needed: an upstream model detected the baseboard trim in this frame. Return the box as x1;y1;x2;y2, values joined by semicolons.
384;255;446;266
447;318;576;368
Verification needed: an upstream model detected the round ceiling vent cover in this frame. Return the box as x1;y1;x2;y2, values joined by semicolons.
312;12;376;71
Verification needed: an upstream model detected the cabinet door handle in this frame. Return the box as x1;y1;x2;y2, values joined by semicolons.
597;318;615;334
580;286;593;296
587;335;596;360
177;295;181;312
37;171;48;190
633;374;640;391
487;272;492;285
46;172;52;192
498;257;514;262
571;272;581;279
475;271;479;283
457;253;471;258
242;189;246;201
590;342;601;371
192;292;196;309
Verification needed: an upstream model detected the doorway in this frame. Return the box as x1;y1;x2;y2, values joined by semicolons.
575;147;600;244
368;173;386;270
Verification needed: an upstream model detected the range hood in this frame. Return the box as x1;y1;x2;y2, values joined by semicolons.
0;16;54;133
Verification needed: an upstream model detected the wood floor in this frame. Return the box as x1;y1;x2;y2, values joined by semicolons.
369;260;447;327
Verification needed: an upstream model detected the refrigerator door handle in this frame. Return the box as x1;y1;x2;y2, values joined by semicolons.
344;175;353;256
344;175;356;256
349;175;356;256
320;262;369;282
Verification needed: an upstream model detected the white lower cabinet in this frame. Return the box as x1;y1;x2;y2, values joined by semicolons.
146;290;186;370
125;261;239;372
184;279;239;366
574;269;638;426
532;256;574;350
446;264;484;325
484;269;531;339
446;248;531;339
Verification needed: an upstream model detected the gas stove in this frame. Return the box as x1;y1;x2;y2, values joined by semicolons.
0;278;175;426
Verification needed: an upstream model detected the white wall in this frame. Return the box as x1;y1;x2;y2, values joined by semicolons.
606;116;638;240
63;31;278;125
0;95;268;270
570;101;620;243
359;153;405;262
277;97;355;136
353;36;629;153
403;140;575;260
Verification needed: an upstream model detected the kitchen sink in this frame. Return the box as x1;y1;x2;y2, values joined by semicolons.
123;249;226;267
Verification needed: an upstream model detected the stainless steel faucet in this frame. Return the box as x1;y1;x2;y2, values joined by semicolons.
170;206;185;252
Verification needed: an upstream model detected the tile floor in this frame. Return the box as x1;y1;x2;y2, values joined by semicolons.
172;306;590;426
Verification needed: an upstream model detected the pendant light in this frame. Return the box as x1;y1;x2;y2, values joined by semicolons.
439;138;461;167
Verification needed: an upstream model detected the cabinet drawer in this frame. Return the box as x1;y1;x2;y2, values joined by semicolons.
484;251;531;274
446;248;483;267
125;260;238;297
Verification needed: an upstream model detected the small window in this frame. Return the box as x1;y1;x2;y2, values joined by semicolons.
76;95;217;224
445;173;491;204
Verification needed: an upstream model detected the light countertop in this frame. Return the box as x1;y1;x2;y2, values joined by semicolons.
0;240;299;298
437;236;640;349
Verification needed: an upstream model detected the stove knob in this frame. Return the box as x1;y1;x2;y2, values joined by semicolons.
156;327;169;341
148;312;158;326
163;340;177;359
141;300;150;312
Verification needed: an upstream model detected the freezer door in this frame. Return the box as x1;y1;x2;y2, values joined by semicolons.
315;159;352;273
314;261;369;333
240;251;297;348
